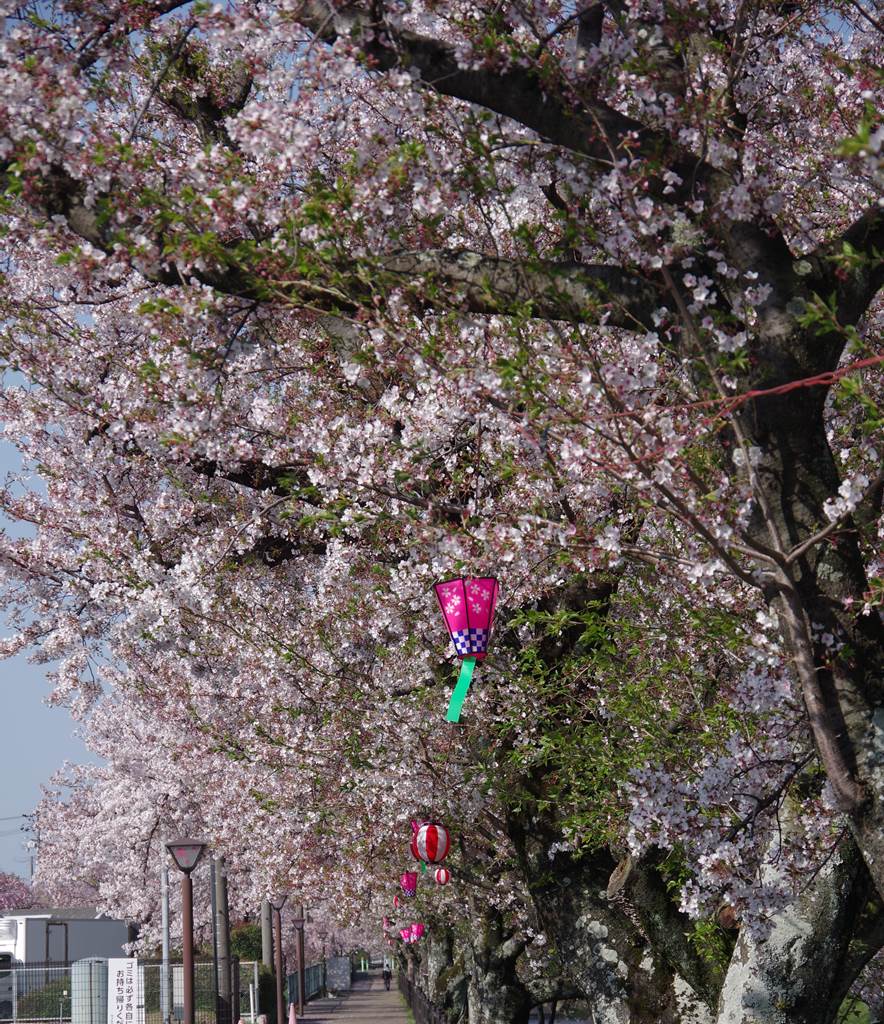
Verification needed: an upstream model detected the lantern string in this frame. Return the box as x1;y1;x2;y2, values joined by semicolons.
446;656;477;723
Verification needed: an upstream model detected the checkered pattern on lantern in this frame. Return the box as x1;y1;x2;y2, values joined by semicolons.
451;627;489;655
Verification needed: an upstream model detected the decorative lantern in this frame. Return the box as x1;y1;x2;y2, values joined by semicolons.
400;927;412;943
411;821;451;865
434;576;499;722
400;871;418;897
411;922;425;941
434;867;451;886
393;894;400;909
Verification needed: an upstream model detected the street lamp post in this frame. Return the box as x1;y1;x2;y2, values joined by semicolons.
166;840;207;1024
290;907;306;1018
268;895;287;1024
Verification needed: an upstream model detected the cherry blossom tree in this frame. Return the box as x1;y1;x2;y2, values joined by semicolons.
0;872;31;912
0;1;882;1022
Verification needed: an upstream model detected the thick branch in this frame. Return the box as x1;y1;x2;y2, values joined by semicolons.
619;850;727;1007
5;164;664;327
297;2;715;203
188;456;308;498
813;203;884;325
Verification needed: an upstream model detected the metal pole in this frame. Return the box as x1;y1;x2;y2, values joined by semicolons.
295;908;305;1017
215;858;232;1024
210;860;219;1024
260;902;273;970
273;908;284;1024
161;868;171;1024
230;956;240;1024
181;873;196;1024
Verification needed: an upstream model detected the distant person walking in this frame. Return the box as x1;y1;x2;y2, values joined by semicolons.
382;966;392;991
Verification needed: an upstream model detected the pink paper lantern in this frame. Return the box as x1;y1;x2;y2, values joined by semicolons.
400;871;418;897
411;922;425;941
434;577;499;659
434;867;451;885
434;576;499;722
400;927;412;943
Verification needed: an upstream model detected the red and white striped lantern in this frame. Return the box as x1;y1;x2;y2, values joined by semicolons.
434;867;451;886
410;821;451;864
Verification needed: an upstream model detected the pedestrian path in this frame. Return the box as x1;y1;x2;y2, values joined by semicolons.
295;973;409;1023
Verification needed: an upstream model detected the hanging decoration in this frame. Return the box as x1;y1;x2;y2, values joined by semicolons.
434;576;499;722
400;922;426;944
434;867;451;886
411;820;451;865
393;894;400;909
400;871;418;897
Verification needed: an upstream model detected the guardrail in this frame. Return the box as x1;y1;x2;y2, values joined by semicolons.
285;963;324;1005
397;973;445;1024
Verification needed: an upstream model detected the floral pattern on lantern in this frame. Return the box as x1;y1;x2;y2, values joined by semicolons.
434;576;499;722
434;577;498;658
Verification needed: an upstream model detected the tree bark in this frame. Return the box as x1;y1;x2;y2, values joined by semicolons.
715;828;875;1024
461;906;533;1024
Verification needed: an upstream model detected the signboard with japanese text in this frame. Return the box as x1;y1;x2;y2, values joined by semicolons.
107;958;138;1024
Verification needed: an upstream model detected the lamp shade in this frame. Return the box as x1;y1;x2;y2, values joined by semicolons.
269;894;288;911
434;577;498;659
166;839;207;875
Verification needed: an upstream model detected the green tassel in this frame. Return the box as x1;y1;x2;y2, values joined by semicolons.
446;656;477;723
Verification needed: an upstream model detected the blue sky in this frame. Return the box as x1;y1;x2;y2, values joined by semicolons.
0;440;98;878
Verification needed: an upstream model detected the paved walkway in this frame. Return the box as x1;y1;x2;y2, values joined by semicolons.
295;973;409;1023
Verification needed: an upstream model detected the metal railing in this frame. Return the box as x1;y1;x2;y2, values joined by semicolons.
285;963;324;1005
397;974;445;1024
0;960;72;1023
0;960;259;1024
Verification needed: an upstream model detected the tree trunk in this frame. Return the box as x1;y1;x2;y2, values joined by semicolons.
427;928;468;1024
462;908;532;1024
715;825;874;1024
736;369;884;895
